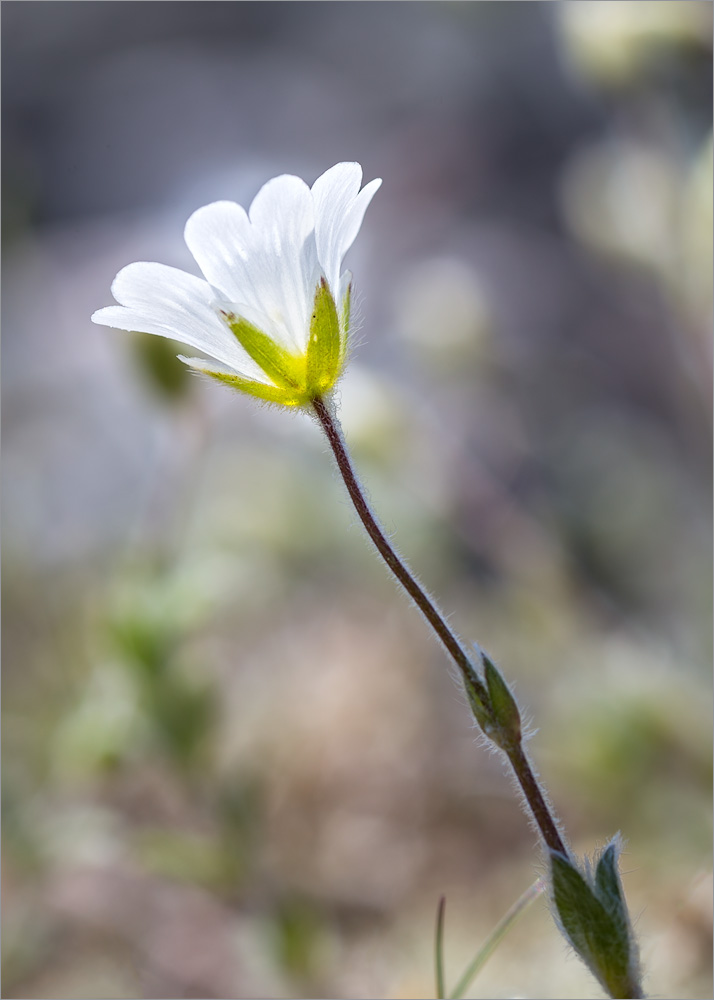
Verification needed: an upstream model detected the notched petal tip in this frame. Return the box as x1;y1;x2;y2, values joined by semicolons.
90;304;139;332
183;200;250;255
248;173;312;227
185;198;244;228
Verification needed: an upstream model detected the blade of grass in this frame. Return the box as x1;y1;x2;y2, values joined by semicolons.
435;895;447;1000
449;879;545;1000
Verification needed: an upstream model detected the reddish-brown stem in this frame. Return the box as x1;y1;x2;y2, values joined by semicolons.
313;395;569;858
312;395;478;689
507;741;567;856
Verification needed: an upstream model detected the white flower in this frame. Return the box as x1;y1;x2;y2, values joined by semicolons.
92;162;381;406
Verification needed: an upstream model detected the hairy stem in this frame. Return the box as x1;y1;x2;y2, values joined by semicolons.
313;398;480;691
507;741;566;855
312;395;568;857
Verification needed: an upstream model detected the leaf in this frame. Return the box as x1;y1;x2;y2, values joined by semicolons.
435;896;446;1000
595;840;626;916
550;850;637;999
449;879;544;1000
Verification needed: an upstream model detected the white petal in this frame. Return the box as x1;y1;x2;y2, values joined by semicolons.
91;262;266;380
186;179;319;353
339;269;352;308
185;201;302;346
312;163;381;295
184;201;254;304
247;174;311;232
247;174;319;352
312;162;363;214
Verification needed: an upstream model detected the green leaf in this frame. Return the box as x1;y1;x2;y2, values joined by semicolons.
224;312;306;390
449;879;544;1000
306;278;342;396
550;850;637;999
435;896;446;1000
595;840;626;915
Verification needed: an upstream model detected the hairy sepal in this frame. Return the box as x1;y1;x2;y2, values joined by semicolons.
223;312;305;391
203;368;308;407
306;278;342;396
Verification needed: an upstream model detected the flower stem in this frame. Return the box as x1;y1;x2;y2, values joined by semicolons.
507;741;567;856
312;396;568;858
312;397;481;693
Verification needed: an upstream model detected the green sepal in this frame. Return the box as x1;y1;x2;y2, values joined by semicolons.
463;647;521;748
463;661;491;733
223;312;305;391
306;278;342;395
550;849;638;999
202;369;308;407
483;654;521;747
340;280;352;357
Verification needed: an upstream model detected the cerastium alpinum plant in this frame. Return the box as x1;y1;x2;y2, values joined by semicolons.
94;162;644;999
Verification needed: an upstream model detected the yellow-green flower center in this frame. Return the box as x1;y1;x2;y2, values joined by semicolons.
207;278;349;407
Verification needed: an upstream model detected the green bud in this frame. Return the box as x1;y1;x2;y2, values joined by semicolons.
550;844;641;999
483;653;521;749
464;647;522;751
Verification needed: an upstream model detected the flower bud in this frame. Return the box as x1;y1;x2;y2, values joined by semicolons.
465;647;522;751
483;653;521;750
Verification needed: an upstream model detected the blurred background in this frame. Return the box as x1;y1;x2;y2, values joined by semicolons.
2;3;712;998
